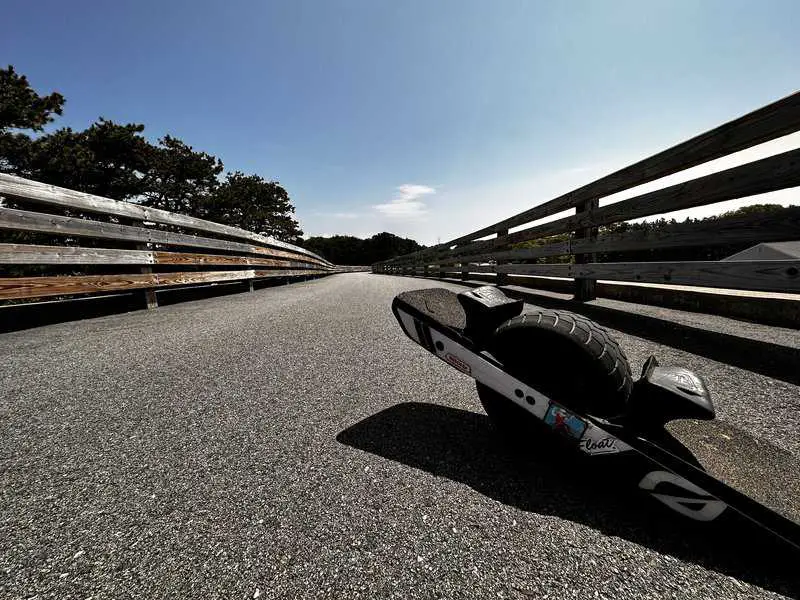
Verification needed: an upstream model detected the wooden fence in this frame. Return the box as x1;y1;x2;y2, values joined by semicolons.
372;92;800;301
0;174;338;307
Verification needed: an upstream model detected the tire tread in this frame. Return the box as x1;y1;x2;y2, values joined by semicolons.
483;309;633;419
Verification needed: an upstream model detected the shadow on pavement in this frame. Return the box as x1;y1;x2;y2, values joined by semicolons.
501;287;800;387
506;287;800;387
337;402;798;597
425;277;799;387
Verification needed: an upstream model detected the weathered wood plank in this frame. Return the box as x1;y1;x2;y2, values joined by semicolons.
443;148;800;255
252;269;327;277
444;91;800;245
572;261;800;293
378;93;800;266
0;269;330;300
0;272;159;300
0;206;226;248
0;208;331;267
579;208;800;257
0;243;326;270
433;206;800;264
432;242;570;264
0;244;154;265
0;174;329;264
152;251;322;270
463;261;800;293
246;245;330;264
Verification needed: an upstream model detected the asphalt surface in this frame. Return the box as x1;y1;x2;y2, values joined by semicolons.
1;272;799;599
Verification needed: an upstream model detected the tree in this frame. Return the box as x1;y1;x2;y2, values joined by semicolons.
594;205;792;262
303;232;424;265
303;235;364;264
362;232;424;263
0;65;305;243
16;119;151;200
714;203;786;219
506;204;799;264
0;130;33;174
0;66;65;175
512;232;572;263
141;135;223;215
203;172;303;241
0;65;64;131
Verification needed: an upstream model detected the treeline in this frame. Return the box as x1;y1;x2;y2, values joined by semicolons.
303;232;424;265
0;65;303;242
513;204;796;262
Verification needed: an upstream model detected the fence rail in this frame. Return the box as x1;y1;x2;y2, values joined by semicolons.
0;174;338;307
373;92;800;302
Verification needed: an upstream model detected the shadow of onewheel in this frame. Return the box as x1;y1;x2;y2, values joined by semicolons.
477;309;633;440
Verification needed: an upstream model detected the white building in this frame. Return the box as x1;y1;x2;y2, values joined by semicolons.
723;241;800;261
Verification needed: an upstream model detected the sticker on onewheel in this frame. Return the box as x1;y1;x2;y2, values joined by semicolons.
544;404;588;440
443;352;471;375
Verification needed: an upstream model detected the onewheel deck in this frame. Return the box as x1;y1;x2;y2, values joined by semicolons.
666;419;800;526
392;286;800;551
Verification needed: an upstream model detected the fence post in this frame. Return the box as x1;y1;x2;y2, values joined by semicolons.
141;265;158;309
131;226;158;309
495;228;509;286
574;199;599;301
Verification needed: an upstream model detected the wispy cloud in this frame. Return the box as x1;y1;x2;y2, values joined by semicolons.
395;184;436;202
311;211;362;219
373;184;436;218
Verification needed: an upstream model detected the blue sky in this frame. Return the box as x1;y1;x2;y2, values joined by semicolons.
3;0;799;244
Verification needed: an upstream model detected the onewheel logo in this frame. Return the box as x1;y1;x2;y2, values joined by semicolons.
444;353;471;375
638;471;726;521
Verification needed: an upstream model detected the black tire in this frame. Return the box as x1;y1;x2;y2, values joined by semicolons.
478;309;633;436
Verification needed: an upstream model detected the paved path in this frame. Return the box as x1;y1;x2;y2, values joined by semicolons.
1;273;798;599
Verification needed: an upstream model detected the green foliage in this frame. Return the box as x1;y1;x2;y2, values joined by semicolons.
0;64;305;242
506;204;797;264
18;119;151;200
713;203;785;219
0;65;64;131
203;172;303;242
303;232;424;265
0;131;33;174
512;232;572;263
595;206;793;262
142;135;223;214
